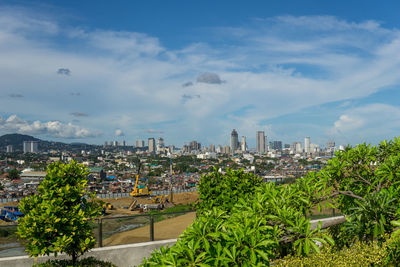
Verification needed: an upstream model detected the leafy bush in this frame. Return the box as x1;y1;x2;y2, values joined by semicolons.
196;168;262;214
35;256;116;267
17;161;102;264
273;240;387;266
141;170;333;266
317;138;400;243
385;220;400;265
141;137;400;266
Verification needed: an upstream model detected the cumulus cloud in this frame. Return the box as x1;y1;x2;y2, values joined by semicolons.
70;112;88;117
182;81;193;87
196;72;224;84
9;93;23;98
3;7;400;145
0;114;96;138
114;129;124;136
57;68;71;75
329;104;400;143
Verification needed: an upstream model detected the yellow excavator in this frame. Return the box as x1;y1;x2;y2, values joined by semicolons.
130;163;152;197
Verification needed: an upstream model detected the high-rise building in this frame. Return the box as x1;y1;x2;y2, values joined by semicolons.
273;141;282;151
241;136;247;152
104;141;108;147
295;142;303;153
230;129;239;152
223;145;231;155
23;141;38;153
148;138;156;154
284;144;290;149
6;145;13;153
136;140;145;148
189;141;201;151
209;144;215;152
256;131;266;153
122;140;126;146
156;137;165;152
304;137;310;153
113;141;119;147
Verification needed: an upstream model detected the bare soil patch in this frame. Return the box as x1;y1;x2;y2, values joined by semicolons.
103;212;196;246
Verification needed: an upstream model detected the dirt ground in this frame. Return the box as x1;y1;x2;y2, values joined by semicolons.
103;212;196;246
101;191;199;216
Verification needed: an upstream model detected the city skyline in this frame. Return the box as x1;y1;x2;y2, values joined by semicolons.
2;1;400;146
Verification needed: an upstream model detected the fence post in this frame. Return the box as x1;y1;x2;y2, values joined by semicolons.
149;214;154;241
332;208;336;217
98;218;103;247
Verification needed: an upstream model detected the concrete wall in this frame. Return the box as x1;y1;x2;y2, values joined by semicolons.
0;239;177;267
0;216;346;267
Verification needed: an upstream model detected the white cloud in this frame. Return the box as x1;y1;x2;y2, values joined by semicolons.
0;115;97;138
1;7;400;145
114;129;124;136
330;104;400;143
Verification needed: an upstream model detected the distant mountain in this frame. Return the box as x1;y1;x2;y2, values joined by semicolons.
0;133;40;148
0;133;99;152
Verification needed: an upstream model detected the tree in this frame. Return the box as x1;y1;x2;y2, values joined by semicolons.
7;168;20;180
317;138;400;242
17;160;102;264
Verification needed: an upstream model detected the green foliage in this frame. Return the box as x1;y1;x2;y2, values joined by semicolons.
141;170;333;266
196;168;263;214
317;138;400;243
35;256;116;267
17;161;102;263
7;168;21;180
385;220;400;265
142;137;400;265
273;240;387;266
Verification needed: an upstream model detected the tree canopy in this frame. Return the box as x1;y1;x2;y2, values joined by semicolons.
17;160;102;264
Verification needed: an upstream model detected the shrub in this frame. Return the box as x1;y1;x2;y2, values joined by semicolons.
141;171;333;266
196;168;262;214
273;241;387;266
17;161;102;264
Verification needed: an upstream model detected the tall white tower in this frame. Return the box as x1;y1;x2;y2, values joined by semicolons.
241;136;247;152
304;137;310;154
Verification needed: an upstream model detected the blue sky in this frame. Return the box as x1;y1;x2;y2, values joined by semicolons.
1;0;400;148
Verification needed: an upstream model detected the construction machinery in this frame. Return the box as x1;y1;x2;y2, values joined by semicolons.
102;202;114;214
130;163;152;197
128;198;138;211
152;195;167;204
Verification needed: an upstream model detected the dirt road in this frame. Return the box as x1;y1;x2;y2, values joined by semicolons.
103;212;196;246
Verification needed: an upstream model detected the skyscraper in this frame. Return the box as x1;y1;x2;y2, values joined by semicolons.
230;129;239;152
256;131;265;153
304;137;310;153
23;141;38;153
273;141;282;151
148;138;156;154
156;137;165;152
209;144;215;152
6;145;13;153
241;136;247;152
136;140;145;148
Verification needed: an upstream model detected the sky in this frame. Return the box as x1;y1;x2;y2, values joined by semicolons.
1;0;400;148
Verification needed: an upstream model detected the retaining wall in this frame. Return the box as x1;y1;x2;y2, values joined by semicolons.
0;216;346;267
0;239;177;267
